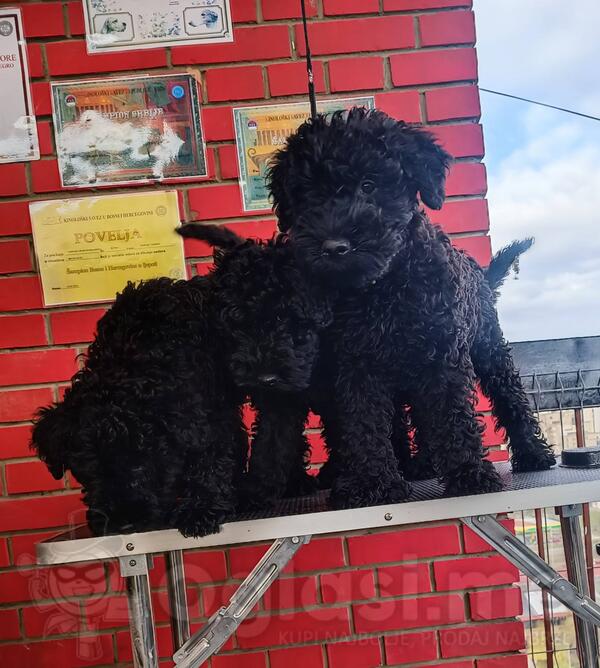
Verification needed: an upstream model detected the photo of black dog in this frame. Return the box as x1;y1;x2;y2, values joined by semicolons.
268;108;556;509
33;225;331;536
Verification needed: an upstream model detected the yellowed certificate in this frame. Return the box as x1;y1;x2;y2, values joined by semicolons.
30;191;186;307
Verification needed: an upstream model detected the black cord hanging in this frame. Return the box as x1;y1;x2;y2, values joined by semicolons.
300;0;317;120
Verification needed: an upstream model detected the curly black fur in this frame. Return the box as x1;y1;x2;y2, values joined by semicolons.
33;226;331;534
268;108;555;509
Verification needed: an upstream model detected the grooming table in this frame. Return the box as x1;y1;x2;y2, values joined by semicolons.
36;458;600;668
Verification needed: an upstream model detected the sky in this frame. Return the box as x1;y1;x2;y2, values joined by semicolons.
474;1;600;342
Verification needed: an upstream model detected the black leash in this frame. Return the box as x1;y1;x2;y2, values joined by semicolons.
300;0;317;119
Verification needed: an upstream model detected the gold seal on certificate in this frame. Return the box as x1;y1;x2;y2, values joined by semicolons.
0;8;39;163
30;192;187;307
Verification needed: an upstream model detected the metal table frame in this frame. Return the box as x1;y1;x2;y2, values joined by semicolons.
36;461;600;668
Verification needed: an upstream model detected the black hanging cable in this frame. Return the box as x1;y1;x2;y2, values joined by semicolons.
300;0;317;120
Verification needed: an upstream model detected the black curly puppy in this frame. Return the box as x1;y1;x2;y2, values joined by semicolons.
179;224;332;506
33;226;331;534
269;108;555;509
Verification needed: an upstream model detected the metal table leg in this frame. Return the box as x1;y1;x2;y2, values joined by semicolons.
119;555;159;668
173;535;310;668
165;550;191;649
558;504;599;668
461;515;600;627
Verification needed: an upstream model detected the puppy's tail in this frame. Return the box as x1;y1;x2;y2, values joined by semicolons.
485;238;534;292
31;401;75;480
177;223;244;249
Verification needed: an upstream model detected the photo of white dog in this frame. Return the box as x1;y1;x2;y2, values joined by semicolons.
185;6;223;33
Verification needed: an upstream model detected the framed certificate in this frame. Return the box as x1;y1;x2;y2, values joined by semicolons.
0;8;39;163
82;0;233;53
233;97;376;211
30;191;187;307
52;73;207;188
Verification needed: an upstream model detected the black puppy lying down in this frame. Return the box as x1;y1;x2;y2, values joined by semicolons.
33;225;330;536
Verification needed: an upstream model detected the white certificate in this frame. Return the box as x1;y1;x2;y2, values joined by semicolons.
82;0;233;53
0;8;39;163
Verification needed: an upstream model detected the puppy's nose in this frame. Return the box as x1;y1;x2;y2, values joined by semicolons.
259;374;280;387
322;239;351;256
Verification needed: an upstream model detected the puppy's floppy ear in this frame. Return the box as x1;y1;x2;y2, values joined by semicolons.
266;151;294;233
401;125;452;210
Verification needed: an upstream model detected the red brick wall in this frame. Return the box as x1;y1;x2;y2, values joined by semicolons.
0;0;525;665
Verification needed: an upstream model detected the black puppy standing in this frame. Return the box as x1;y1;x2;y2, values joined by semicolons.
269;108;555;509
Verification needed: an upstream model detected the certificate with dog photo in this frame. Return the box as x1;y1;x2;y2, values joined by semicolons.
82;0;233;53
51;73;207;188
233;97;375;211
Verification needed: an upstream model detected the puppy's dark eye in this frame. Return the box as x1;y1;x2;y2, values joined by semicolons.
360;180;376;194
293;331;310;345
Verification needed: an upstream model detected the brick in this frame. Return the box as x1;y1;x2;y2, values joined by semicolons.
486;449;509;463
11;531;58;566
378;562;432;597
21;3;65;38
218;145;240;179
0;349;77;387
0;164;27;197
82;594;132;630
213;652;266;668
327;638;381;668
0;239;32;273
202;583;238;616
27;43;45;78
426;85;480;121
32;81;53;116
1;425;33;458
391;48;477;87
202;107;235;141
440;621;526;658
172;25;290;65
206;66;264;102
321;570;375;604
189;184;265;220
469;587;523;621
0;538;9;567
46;41;167;76
6;460;65;494
23;603;83;637
269;645;323;668
67;1;85;34
31;159;63;194
348;524;460;565
446;162;487;196
375;90;421;123
268;61;326;97
0;493;85;532
37;120;55;156
261;0;318;19
452;235;491;265
463;518;514;553
478;656;528;668
0;201;31;236
434;555;519;591
385;0;472;7
428;199;489;234
329;57;384;92
482;414;505;446
0;387;52;423
354;593;465;633
263;575;318;610
237;607;350;649
428;663;473;668
0;570;34;604
231;0;258;23
308;431;326;463
50;309;106;345
0;609;20;641
325;0;379;14
0;636;114;667
184;549;227;582
420;10;476;47
385;630;438;664
296;16;414;56
430;123;484;158
0;315;47;349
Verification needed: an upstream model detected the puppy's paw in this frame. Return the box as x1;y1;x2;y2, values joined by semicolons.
330;472;411;510
285;471;319;498
444;460;503;497
402;456;437;481
511;441;556;472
